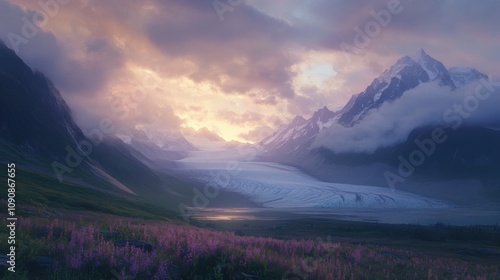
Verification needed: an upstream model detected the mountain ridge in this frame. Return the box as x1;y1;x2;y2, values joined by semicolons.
261;49;488;156
258;49;500;205
338;49;458;127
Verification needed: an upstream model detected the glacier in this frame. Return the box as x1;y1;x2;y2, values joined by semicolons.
178;150;451;209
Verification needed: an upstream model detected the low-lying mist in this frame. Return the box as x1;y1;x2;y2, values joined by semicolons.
313;79;500;154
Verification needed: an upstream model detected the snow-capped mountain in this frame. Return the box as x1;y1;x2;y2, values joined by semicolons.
338;49;456;127
260;106;338;154
449;67;488;87
258;49;500;206
262;49;488;157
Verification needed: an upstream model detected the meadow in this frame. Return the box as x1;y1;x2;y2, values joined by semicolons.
1;205;499;280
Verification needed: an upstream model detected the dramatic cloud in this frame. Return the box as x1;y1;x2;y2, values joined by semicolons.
0;1;125;95
313;80;500;154
146;1;299;103
1;0;499;144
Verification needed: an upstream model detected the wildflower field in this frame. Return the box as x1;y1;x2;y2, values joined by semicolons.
1;206;499;280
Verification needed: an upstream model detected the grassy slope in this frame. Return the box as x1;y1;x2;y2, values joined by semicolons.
2;166;178;220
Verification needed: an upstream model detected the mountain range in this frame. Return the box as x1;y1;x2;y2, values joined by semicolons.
258;49;500;206
1;39;499;209
261;49;488;153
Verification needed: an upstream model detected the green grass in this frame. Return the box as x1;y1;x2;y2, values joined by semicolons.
1;166;179;220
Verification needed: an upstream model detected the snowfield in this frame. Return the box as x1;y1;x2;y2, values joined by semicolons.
178;150;451;209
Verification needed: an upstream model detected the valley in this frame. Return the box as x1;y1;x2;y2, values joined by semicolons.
176;150;500;226
1;3;499;277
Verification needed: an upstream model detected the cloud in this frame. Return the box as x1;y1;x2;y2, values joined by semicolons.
143;0;298;104
217;110;264;125
238;126;275;142
0;1;125;96
1;0;499;143
286;93;321;116
313;79;500;154
215;110;283;142
182;127;225;142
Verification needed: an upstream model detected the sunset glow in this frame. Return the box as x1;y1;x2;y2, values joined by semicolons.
3;0;496;144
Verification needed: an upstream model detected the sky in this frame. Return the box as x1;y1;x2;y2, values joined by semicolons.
1;0;499;143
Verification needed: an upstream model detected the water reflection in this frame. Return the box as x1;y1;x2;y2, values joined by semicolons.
189;207;500;226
